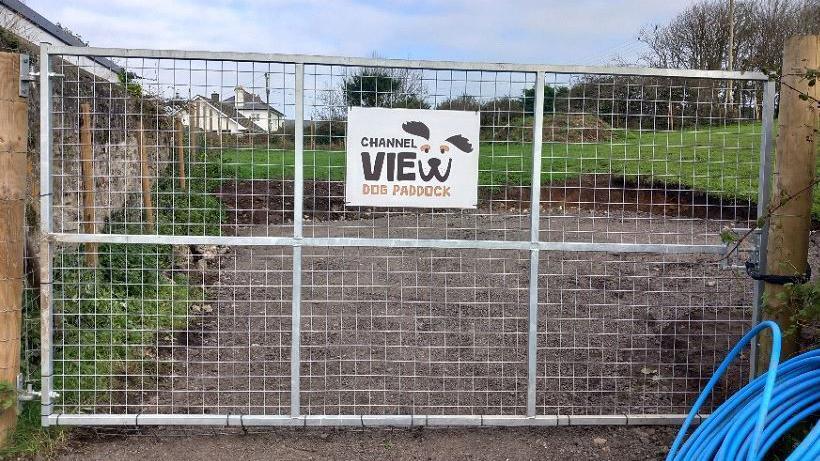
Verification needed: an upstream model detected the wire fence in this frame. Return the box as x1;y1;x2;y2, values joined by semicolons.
36;46;772;425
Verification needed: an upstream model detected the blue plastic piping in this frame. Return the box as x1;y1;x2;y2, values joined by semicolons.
666;320;819;461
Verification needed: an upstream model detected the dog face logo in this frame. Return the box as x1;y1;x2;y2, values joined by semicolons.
401;121;474;155
346;107;480;208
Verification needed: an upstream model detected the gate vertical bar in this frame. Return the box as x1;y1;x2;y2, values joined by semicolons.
290;63;304;417
750;80;776;378
38;43;53;425
526;71;545;417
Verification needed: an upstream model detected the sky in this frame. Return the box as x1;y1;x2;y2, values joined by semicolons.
25;0;697;66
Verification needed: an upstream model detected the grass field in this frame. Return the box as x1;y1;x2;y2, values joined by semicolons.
217;122;820;218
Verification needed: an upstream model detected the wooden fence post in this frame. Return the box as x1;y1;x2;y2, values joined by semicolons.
758;35;819;371
138;119;154;230
79;103;97;266
0;52;27;443
175;118;185;189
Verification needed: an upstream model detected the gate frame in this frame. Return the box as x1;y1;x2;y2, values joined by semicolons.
38;43;774;427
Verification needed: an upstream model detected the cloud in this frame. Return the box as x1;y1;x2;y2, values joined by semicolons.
26;0;693;64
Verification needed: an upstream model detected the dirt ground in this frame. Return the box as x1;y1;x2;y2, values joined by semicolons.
48;177;819;460
109;178;756;417
57;426;678;460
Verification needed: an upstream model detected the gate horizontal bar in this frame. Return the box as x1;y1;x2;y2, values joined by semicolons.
47;413;707;427
49;233;728;255
45;45;768;81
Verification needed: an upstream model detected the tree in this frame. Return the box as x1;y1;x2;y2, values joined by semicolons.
521;85;568;113
436;94;480;111
638;0;731;70
639;0;820;72
741;0;820;73
342;67;428;109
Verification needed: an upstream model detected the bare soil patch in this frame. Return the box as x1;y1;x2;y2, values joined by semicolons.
117;180;758;416
57;426;678;461
49;177;820;461
215;175;757;229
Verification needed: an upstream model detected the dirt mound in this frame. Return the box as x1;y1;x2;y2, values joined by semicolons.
215;180;436;227
543;114;619;143
216;175;757;228
540;174;757;222
482;114;620;143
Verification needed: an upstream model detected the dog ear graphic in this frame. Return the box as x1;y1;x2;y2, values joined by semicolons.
401;121;430;140
445;134;473;153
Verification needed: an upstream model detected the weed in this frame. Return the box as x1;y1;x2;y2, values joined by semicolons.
0;402;67;460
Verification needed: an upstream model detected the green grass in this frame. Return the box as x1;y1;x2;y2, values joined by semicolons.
52;247;200;410
219;122;820;219
0;402;67;460
49;151;223;411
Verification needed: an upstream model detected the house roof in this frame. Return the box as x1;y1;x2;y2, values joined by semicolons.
224;87;284;115
0;0;122;74
193;96;264;132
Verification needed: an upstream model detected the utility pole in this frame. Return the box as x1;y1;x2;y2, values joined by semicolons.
727;0;735;73
265;72;271;133
726;0;735;114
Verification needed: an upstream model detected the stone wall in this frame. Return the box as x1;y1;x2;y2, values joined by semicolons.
22;45;173;256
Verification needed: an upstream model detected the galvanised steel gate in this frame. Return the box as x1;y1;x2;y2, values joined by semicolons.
38;44;775;426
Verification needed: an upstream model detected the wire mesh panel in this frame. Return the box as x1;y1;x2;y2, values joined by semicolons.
301;247;529;416
536;252;753;416
39;46;772;426
531;73;765;417
301;65;535;242
538;74;763;246
50;244;292;416
49;55;297;238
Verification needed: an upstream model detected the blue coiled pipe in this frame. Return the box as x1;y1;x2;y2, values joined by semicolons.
666;320;819;461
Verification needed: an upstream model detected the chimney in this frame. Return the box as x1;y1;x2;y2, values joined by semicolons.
234;86;245;108
211;92;219;103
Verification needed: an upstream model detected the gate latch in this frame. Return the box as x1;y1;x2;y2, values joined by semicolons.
720;227;759;271
723;228;812;284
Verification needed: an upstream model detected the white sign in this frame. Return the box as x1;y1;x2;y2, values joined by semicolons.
345;107;480;208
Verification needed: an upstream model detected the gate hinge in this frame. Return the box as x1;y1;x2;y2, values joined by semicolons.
16;374;60;415
19;54;32;98
20;54;67;97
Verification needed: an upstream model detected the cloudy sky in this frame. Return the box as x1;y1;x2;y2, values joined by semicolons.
25;0;695;66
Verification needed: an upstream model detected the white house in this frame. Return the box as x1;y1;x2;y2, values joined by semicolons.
225;86;285;132
180;87;284;134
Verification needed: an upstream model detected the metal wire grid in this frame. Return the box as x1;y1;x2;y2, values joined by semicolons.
538;74;763;246
536;252;753;416
39;47;773;424
50;56;297;237
50;244;292;415
301;65;535;242
300;247;529;416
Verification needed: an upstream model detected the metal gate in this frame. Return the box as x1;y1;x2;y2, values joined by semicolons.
38;44;774;426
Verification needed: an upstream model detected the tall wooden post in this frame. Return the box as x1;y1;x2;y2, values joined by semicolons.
138;119;154;230
175;118;185;189
758;36;819;371
79;103;97;266
0;52;27;443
